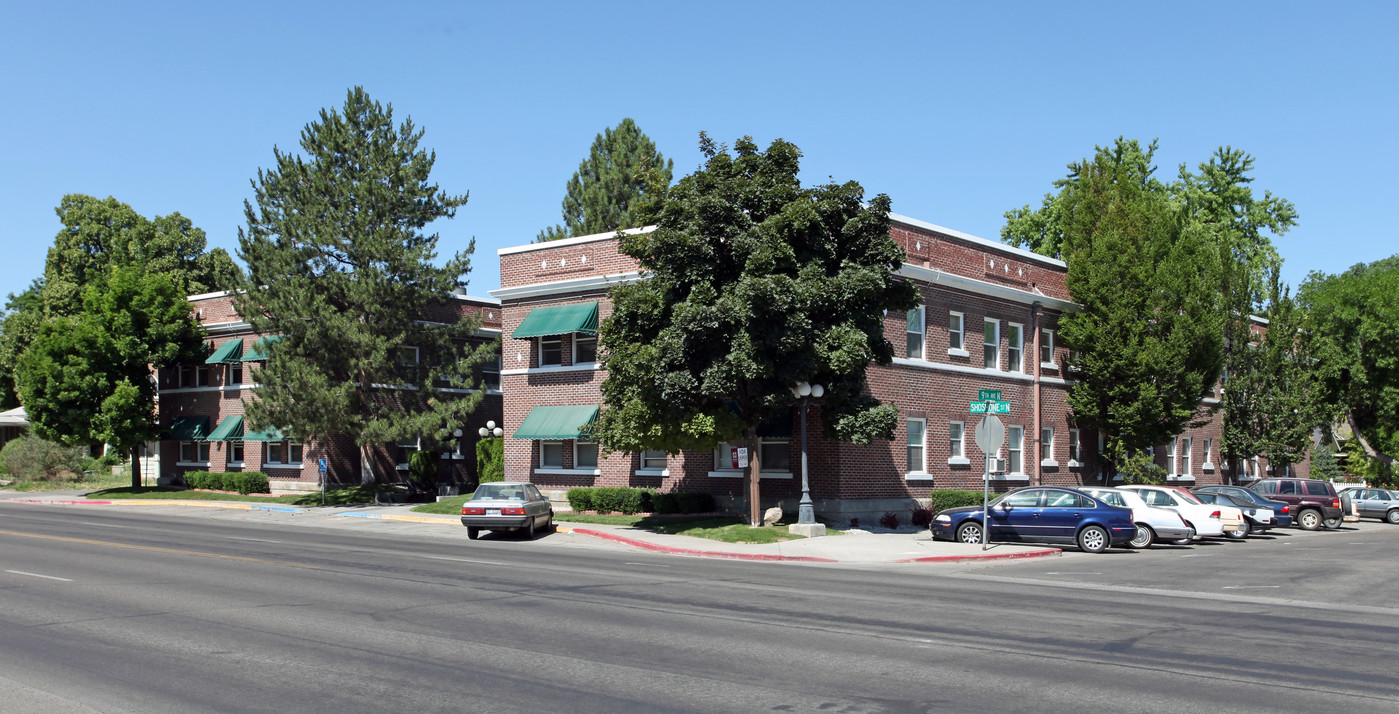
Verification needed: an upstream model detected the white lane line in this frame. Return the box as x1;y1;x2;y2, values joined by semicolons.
1223;586;1280;590
5;570;72;582
227;536;281;543
78;522;130;528
1180;554;1213;557
420;555;505;566
626;563;672;567
1044;572;1102;576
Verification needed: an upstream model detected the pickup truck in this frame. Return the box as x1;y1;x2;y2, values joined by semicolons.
1250;478;1344;530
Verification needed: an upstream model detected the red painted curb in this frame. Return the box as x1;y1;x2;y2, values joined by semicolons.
569;528;839;563
896;548;1061;563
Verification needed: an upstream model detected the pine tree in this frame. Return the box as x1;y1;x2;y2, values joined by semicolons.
235;87;492;482
535;118;673;242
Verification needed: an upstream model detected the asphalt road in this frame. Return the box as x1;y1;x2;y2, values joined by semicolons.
2;503;1397;713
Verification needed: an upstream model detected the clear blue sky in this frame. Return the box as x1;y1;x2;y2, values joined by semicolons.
3;1;1394;304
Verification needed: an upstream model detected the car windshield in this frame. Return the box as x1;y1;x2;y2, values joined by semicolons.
1173;490;1203;505
472;484;526;501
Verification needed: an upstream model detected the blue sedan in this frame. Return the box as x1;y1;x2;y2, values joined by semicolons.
931;487;1137;553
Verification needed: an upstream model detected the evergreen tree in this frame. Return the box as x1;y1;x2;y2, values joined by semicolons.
1309;444;1342;482
235;87;492;482
593;134;919;525
1054;141;1226;473
535;118;673;242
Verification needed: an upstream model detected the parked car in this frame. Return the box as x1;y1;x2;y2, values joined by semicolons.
1337;487;1399;524
460;482;555;539
1117;485;1237;540
1193;485;1293;528
930;486;1137;553
1192;491;1274;538
1250;478;1344;530
1080;486;1195;548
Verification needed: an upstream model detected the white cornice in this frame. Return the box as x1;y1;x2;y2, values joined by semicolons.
491;271;644;300
888;213;1067;269
897;263;1079;313
498;226;655;256
201;320;252;335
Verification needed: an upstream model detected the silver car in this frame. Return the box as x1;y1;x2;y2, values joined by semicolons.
460;482;556;539
1338;487;1399;524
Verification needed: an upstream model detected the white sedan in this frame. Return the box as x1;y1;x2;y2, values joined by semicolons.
1118;485;1244;540
1080;487;1196;548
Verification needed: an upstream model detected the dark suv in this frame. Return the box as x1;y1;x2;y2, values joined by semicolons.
1251;478;1344;531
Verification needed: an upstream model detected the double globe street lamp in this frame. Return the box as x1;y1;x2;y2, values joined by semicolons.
790;381;824;530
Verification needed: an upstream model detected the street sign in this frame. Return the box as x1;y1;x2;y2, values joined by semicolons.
977;389;1002;401
973;415;1006;454
969;401;1011;414
318;458;327;473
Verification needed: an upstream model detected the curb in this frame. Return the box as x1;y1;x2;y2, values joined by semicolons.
569;527;839;562
3;498;308;514
895;547;1061;563
332;512;453;524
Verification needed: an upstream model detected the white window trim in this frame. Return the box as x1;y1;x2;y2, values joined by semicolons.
906;417;927;476
948;311;966;356
265;441;304;468
399;346;420;365
1007;322;1024;373
948;420;968;465
539;335;563;367
1201;438;1214;471
572;332;598;366
1167;437;1179;476
1006;425;1025;476
983;319;1000;371
535;467;602;476
710;441;793;478
396;437;421;470
1040;426;1057;467
538;439;564;469
906;306;926;360
1180;436;1192;476
1039;328;1057;370
1067;428;1082;468
573;439;599;469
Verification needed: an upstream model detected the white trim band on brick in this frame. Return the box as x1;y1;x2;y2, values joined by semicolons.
498;226;655;256
490;271;645;300
534;468;601;476
708;470;793;479
892;358;1036;382
201;321;252;335
500;364;604;377
896;263;1079;313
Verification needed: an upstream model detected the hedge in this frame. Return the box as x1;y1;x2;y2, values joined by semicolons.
476;438;504;483
928;489;986;513
184;471;271;495
566;487;715;515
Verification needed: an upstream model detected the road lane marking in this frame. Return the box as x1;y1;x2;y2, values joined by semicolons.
419;555;506;566
1045;572;1101;575
625;563;672;567
1223;586;1280;589
77;522;130;528
227;536;281;543
0;529;313;569
5;570;72;582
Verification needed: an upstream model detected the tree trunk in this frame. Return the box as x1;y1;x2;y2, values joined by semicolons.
745;426;762;527
1348;410;1396;466
129;445;142;489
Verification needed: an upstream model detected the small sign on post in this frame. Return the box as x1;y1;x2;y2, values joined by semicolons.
737;447;749;469
977;389;1003;401
969;401;1012;414
318;458;327;474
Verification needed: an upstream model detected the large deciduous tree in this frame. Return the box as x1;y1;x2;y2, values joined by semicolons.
593;134;919;525
1053;140;1226;474
535;118;673;242
1299;256;1399;467
17;266;203;487
235;86;492;483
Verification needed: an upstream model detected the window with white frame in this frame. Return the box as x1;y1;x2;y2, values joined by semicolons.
398;346;419;366
714;440;789;472
949;312;964;351
540;440;564;468
540;336;563;367
906;306;925;360
949;421;965;462
641;449;667;470
1006;426;1023;474
573;333;598;365
397;437;419;468
1180;436;1192;475
180;441;209;463
906;418;926;473
1040;328;1054;366
1202;439;1213;468
1007;323;1023;372
225;362;242;385
228;441;244;464
266;440;302;465
1168;437;1178;475
574;440;598;469
483;351;501;390
983;319;999;370
1040;427;1055;464
1068;428;1081;464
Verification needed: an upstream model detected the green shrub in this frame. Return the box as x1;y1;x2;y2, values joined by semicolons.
0;436;88;481
234;472;270;494
184;470;270;494
1118;451;1167;485
1309;445;1343;481
408;450;440;487
566;487;593;511
928;489;985;513
651;491;678;513
476;438;504;483
674;491;715;514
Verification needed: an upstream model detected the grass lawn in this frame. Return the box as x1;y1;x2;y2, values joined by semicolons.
2;473;134;492
410;493;474;514
82;485;384;507
555;512;809;544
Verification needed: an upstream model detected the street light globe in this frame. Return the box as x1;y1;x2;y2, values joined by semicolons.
796;382;812;397
453;428;463;438
486;420;496;430
492;427;503;437
810;384;824;398
478;427;489;437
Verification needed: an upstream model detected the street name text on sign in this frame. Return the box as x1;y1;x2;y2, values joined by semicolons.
969;401;1011;414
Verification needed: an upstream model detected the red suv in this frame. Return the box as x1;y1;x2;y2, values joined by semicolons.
1251;478;1344;531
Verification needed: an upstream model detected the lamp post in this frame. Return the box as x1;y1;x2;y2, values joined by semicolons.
477;420;503;439
791;381;824;529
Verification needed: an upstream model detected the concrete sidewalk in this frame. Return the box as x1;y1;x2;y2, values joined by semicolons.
0;492;1061;565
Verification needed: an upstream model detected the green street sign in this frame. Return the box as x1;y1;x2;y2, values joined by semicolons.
977;389;1002;401
970;401;1011;414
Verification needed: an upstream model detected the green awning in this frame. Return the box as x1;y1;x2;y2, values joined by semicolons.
166;416;210;441
205;339;244;364
242;424;286;442
512;405;599;440
241;335;282;361
206;415;245;441
511;302;599;338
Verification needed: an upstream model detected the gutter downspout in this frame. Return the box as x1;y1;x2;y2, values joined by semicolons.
1032;302;1042;486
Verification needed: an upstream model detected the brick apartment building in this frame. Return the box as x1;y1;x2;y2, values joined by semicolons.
493;214;1298;522
156;290;503;494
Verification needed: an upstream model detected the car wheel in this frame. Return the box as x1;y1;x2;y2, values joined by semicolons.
1386;509;1399;525
955;521;983;545
1226;520;1250;540
1323;515;1343;530
523;517;537;540
547;511;557;532
466;526;480;540
1077;525;1109;554
1129;524;1155;549
1297;509;1321;530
